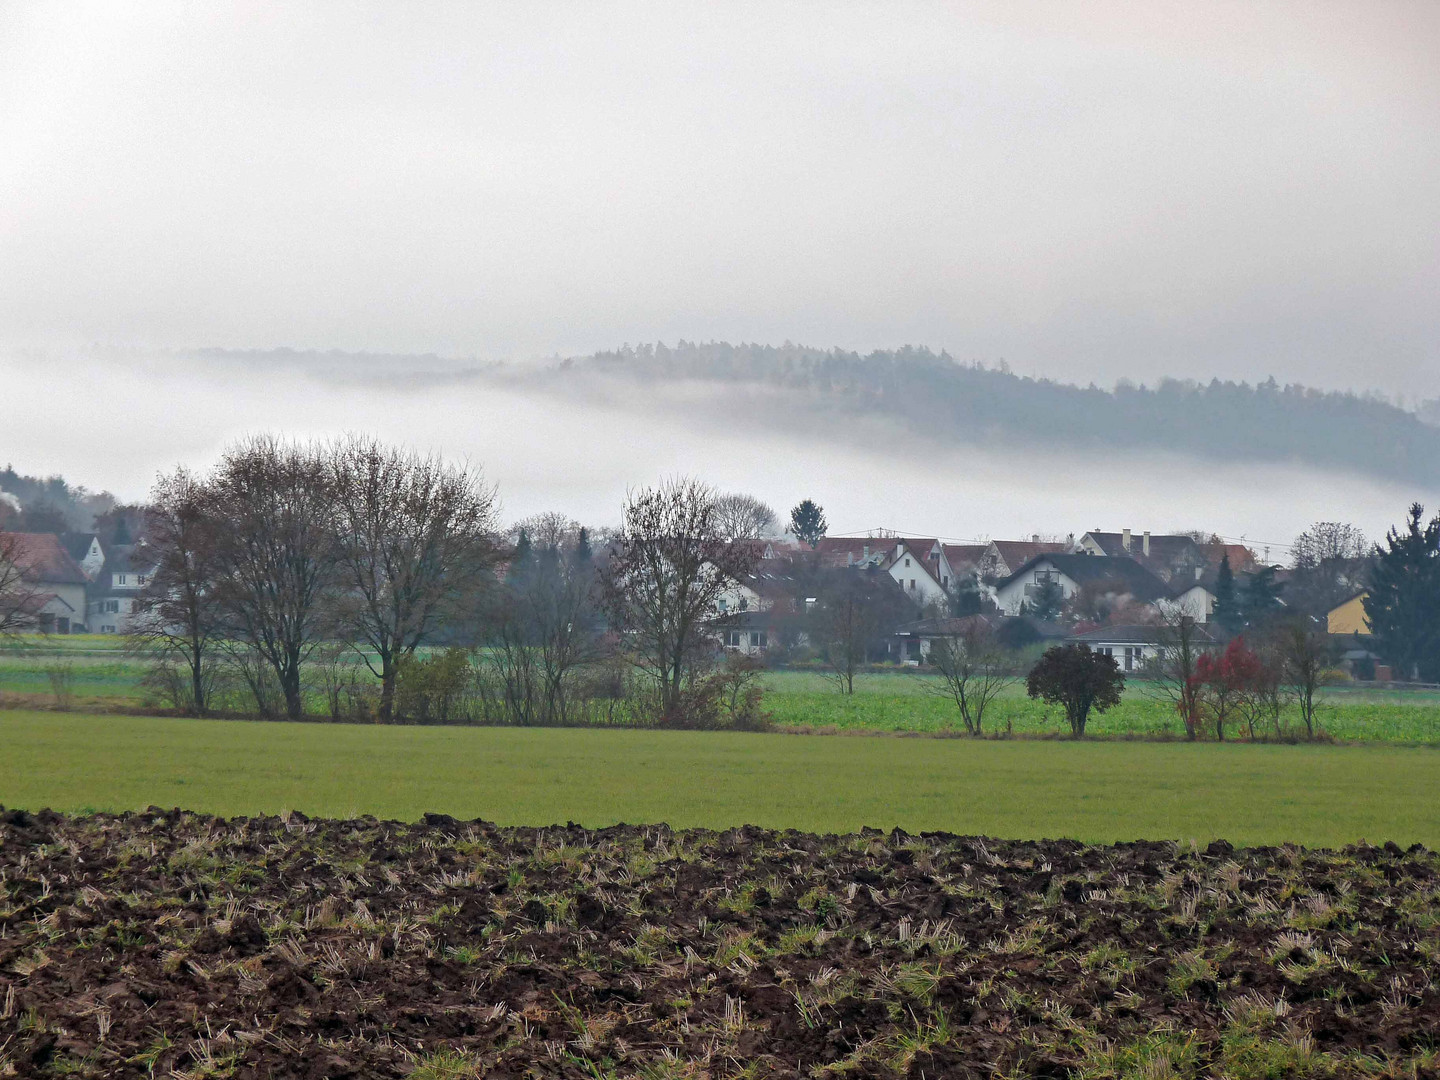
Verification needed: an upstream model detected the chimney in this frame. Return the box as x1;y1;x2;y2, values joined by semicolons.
1031;533;1040;544
862;545;869;560
1122;528;1132;553
1143;531;1151;557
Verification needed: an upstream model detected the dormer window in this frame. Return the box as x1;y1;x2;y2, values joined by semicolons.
115;573;127;585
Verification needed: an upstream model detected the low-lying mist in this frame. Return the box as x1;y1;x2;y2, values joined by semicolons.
3;347;1431;548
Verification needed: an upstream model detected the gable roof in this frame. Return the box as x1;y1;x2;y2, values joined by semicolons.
941;543;987;572
988;540;1068;571
998;553;1171;603
1;532;89;585
59;531;101;564
1069;623;1216;646
813;537;888;569
885;541;947;587
1083;532;1201;561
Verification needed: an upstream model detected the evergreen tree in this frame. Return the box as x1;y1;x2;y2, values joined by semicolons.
1212;554;1242;634
575;526;593;563
1025;577;1065;621
1239;565;1284;627
789;499;827;547
1363;503;1440;680
507;529;534;585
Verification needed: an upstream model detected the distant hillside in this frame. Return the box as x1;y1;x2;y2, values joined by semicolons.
558;343;1440;486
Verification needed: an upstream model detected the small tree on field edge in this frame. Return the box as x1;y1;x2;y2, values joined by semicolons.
1025;643;1124;736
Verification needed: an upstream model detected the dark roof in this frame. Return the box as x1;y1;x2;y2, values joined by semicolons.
100;544;156;575
1085;532;1200;561
894;614;998;638
1069;623;1216;646
999;553;1171;603
896;613;1069;640
59;532;100;564
989;540;1067;571
1327;590;1368;614
2;532;89;585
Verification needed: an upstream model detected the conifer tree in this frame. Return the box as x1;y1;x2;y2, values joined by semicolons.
789;499;827;548
1212;553;1241;635
1363;503;1440;680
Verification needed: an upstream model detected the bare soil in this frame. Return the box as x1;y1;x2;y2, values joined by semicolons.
2;808;1437;1078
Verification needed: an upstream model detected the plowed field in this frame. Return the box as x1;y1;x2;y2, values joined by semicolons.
2;809;1437;1078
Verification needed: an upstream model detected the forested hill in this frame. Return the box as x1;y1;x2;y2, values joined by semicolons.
563;342;1440;486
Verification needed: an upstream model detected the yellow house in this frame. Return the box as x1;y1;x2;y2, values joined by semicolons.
1327;592;1370;635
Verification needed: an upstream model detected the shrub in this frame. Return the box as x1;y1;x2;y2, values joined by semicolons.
394;649;473;723
1025;644;1125;736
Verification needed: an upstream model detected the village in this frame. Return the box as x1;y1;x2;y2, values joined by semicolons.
3;508;1381;681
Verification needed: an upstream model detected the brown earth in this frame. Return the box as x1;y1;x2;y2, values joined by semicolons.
2;808;1438;1078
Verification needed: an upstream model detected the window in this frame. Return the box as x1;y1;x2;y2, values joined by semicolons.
909;580;915;591
137;575;148;586
726;631;741;647
750;631;762;647
718;598;728;611
739;597;748;611
904;557;911;567
115;573;127;585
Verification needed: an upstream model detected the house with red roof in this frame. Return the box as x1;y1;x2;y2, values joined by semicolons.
0;532;90;633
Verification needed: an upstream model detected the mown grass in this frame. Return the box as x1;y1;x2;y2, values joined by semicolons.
2;710;1438;845
5;644;1440;742
761;670;1440;742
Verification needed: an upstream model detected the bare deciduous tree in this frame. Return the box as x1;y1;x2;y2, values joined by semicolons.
132;468;227;715
510;511;581;551
329;436;499;721
485;538;606;725
601;477;756;723
1276;619;1334;739
0;531;45;639
711;493;778;541
926;621;1016;735
209;436;341;720
816;573;883;694
1146;611;1209;740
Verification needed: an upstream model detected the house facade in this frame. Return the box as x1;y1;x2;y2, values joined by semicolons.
1327;592;1370;636
86;543;157;634
993;554;1170;617
2;532;90;633
1066;623;1214;673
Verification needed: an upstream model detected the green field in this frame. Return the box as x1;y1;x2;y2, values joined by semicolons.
5;640;1440;741
2;710;1438;846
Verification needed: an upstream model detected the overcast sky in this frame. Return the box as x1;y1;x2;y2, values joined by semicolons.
2;2;1438;397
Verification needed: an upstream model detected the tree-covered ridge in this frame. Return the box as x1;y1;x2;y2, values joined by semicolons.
572;342;1440;485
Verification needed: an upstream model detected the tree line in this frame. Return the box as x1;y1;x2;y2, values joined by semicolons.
570;342;1440;487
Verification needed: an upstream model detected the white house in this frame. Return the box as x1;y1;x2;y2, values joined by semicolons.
1164;582;1216;624
86;543;157;634
1068;623;1216;673
993;554;1170;617
60;533;106;580
886;541;949;608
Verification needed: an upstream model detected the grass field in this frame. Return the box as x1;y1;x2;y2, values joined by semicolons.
3;709;1438;846
6;641;1440;741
